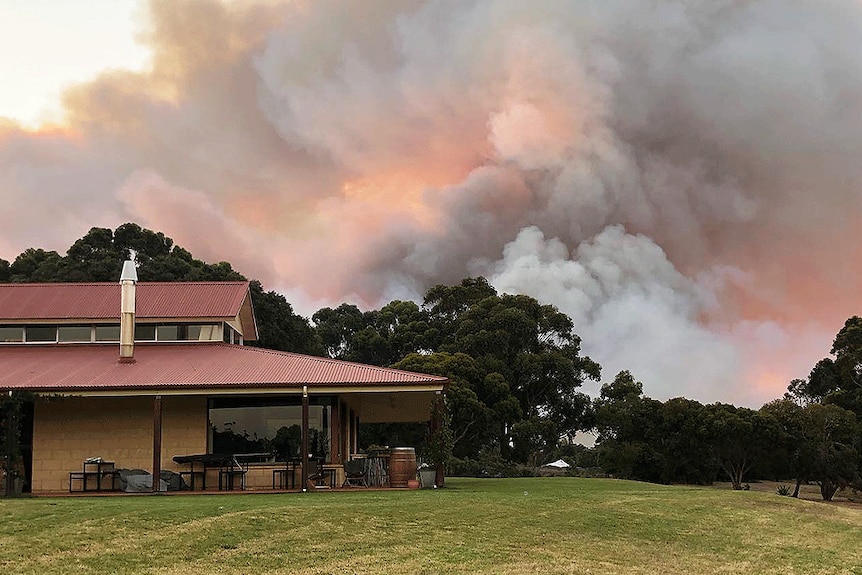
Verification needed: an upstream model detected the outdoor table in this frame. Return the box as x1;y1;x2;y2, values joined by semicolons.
173;453;274;490
172;453;233;490
272;458;301;490
69;459;118;492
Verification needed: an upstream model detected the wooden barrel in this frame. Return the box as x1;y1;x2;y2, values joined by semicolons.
388;447;416;488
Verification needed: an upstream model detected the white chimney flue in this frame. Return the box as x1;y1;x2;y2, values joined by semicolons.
119;260;138;363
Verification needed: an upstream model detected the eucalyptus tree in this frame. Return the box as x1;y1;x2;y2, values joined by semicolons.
7;248;64;282
393;352;496;458
431;287;600;460
788;317;862;419
795;403;860;501
700;404;780;490
593;371;664;482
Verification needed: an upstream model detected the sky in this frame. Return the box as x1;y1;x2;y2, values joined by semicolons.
1;0;861;407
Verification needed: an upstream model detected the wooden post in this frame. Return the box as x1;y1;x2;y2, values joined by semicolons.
433;392;445;488
301;386;309;491
3;391;14;498
331;398;341;464
352;412;359;455
340;402;349;463
152;395;162;493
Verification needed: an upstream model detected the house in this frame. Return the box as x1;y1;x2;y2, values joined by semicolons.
0;264;447;494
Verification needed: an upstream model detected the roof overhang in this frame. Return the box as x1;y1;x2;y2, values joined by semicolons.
45;384;444;398
0;343;448;395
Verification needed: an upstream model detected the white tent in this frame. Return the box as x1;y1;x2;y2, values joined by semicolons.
543;459;570;469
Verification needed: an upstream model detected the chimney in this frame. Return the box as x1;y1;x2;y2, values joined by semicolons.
119;259;138;363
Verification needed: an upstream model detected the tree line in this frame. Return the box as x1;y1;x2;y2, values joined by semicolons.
2;224;861;499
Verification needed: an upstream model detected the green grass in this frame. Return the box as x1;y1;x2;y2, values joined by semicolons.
1;477;861;574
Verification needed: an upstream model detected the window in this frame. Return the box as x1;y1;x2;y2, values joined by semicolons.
222;325;241;344
134;324;156;341
0;326;23;343
156;325;179;341
151;323;220;341
95;325;120;342
25;326;57;342
58;325;92;342
2;322;224;343
187;324;219;341
208;397;331;462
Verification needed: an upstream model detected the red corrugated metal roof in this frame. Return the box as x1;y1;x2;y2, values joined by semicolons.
0;282;250;320
0;343;448;392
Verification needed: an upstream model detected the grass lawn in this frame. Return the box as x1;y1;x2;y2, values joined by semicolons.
1;477;861;575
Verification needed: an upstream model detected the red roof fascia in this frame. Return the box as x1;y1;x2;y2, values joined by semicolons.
0;282;250;321
0;343;448;392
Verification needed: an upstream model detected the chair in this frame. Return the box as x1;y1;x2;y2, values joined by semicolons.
342;458;368;488
218;456;247;490
272;459;298;490
305;458;331;490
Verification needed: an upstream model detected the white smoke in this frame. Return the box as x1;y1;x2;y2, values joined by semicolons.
488;225;740;402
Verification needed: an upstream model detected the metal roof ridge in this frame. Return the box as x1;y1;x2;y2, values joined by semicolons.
138;281;249;285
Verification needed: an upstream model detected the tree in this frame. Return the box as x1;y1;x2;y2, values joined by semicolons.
807;359;842;402
760;398;805;494
113;222;172;259
659;397;718;485
425;394;453;486
312;301;430;367
788;317;862;418
594;381;725;486
701;404;780;490
437;292;600;457
831;316;862;385
393;352;496;458
9;248;64;282
370;300;431;360
795;403;859;501
594;371;664;482
320;278;600;464
62;227;123;281
312;304;369;360
784;316;862;499
423;277;497;322
249;281;323;356
828;317;862;416
1;391;34;497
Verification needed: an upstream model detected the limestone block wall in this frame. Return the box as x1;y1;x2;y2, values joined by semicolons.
31;395;207;493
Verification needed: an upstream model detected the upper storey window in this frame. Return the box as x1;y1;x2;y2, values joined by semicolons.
154;324;220;342
138;323;222;341
26;326;58;342
0;326;23;342
58;326;92;343
95;325;120;342
0;323;224;344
